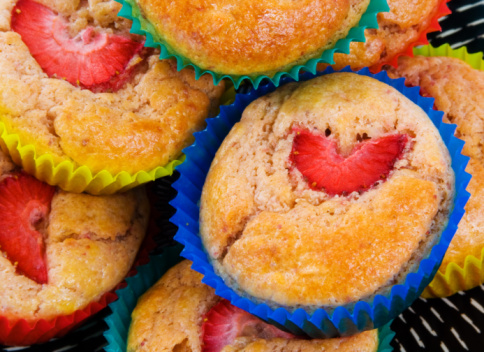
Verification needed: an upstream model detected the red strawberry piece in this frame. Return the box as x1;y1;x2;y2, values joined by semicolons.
201;299;295;352
291;128;408;196
11;0;144;92
0;173;55;284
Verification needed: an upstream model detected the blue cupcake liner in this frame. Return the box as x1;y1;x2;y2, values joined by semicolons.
102;245;394;352
115;0;389;89
170;67;472;338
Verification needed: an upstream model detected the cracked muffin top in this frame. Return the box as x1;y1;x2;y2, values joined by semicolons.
0;148;149;321
200;72;454;310
321;0;443;70
135;0;370;77
0;0;225;175
127;260;380;352
387;55;484;272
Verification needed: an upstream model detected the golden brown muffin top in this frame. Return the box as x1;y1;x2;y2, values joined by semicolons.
0;0;225;175
200;73;454;309
138;0;370;76
127;260;379;352
323;0;442;70
388;55;484;271
0;149;150;321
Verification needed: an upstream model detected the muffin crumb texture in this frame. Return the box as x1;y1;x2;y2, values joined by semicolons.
388;55;484;272
127;261;219;352
200;73;454;310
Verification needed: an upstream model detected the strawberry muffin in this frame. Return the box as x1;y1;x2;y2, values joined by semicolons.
0;148;149;322
387;55;484;283
132;0;370;78
200;72;454;311
0;0;225;176
127;260;381;352
319;0;446;71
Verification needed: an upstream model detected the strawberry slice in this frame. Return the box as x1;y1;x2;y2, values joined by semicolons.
11;0;144;92
201;299;295;352
0;173;55;284
291;128;407;196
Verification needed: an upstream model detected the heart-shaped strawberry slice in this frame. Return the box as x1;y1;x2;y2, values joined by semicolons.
291;128;407;196
0;173;55;284
11;0;144;92
201;299;295;352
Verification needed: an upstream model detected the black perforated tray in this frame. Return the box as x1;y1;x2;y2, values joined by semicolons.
2;0;484;350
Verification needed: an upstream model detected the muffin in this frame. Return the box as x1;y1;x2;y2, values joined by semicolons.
0;148;149;345
127;260;381;352
199;72;455;311
387;53;484;295
319;0;447;71
130;0;371;79
0;0;225;193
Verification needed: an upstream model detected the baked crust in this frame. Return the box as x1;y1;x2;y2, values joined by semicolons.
388;55;484;272
128;260;219;352
0;0;225;175
137;0;370;76
127;260;379;352
0;149;150;320
200;73;454;309
320;0;442;70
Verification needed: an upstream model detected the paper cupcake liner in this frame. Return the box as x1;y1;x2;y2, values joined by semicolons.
0;118;182;195
0;189;158;346
369;0;451;73
413;43;484;70
115;0;389;89
170;67;471;337
377;323;395;352
408;44;484;298
102;244;395;352
0;83;235;196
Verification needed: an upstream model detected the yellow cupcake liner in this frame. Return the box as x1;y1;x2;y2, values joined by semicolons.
412;44;484;298
423;248;484;298
0;85;235;195
0;117;183;195
413;44;484;69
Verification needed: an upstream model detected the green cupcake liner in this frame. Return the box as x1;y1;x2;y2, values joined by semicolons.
377;322;395;352
116;0;389;89
102;245;394;352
